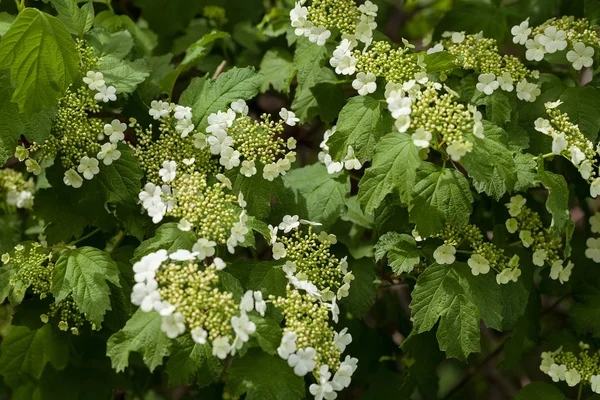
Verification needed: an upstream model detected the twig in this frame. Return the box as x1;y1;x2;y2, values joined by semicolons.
212;61;227;79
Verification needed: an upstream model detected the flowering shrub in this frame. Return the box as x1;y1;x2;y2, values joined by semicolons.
2;0;600;399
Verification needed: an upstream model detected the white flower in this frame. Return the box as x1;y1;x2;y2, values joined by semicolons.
476;73;499;95
94;85;117;102
538;26;567;53
103;119;127;143
327;297;340;323
358;0;378;16
212;336;231;359
288;347;316;376
290;3;312;36
433;244;456;265
219;147;241;170
323;155;343;174
412;127;432;149
161;312;185;339
550;260;573;284
279;215;300;233
505;218;518;233
154;300;175;316
534;118;552;134
279;108;300;126
590;214;600;233
277;157;292;175
254;291;267;316
497;72;514;92
386;91;412;119
570;146;585;165
352;72;377;96
277;331;298;360
519;230;534;248
63;169;83;188
175;118;195;138
213;257;226;270
309;365;336;400
586;237;600;262
207;109;236;134
192;238;216;260
215;173;232;190
174;105;192;121
149;100;170;120
191;327;208;344
591;178;600;198
446;141;472;161
24;159;41;175
548;363;567;382
506;194;526;217
532;249;547;266
230;99;248;115
159;160;177;183
263;163;280;181
451;31;465;43
546;100;563;109
342;146;362;170
516;80;541;102
334;328;352;353
591;375;600;394
580;160;593;179
567;42;595;70
77;156;100;180
467;254;490;276
240;290;255;313
395;115;411;133
292;279;321;298
511;19;531;45
496;268;513;285
133;249;168;283
333;356;358;389
237;159;256;177
551;132;567;155
565;368;581;387
308;25;331;46
330;43;357;75
83;71;105;90
427;43;444;54
272;242;286;259
231;313;256;342
525;35;545;61
131;279;160;312
169;249;198;261
337;283;350;300
97;142;121;165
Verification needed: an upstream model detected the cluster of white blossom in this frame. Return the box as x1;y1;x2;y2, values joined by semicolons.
540;344;600;393
82;70;117;103
318;126;362;174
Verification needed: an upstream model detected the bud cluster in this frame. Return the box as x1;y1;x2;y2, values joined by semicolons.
540;342;600;392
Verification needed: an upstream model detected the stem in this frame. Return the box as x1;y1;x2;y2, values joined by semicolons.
577;382;583;400
14;0;25;12
105;0;115;14
69;228;102;246
212;60;227;79
533;153;554;161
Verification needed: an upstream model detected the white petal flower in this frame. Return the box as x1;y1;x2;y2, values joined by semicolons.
253;291;267;316
592;178;600;198
279;215;300;233
446;141;472;161
192;238;217;260
467;254;490;276
161;312;185;339
288;347;317;376
212;336;231;359
77;156;100;180
230;99;249;115
451;31;465;43
263;163;280;181
333;327;352;353
511;19;531;45
193;132;207;149
94;85;117;102
591;375;600;394
412;127;432;149
159;160;177;183
496;268;513;285
534;118;552;134
277;331;298;360
343;146;362;170
133;249;168;283
497;72;514;92
538;25;567;53
505;218;518;234
279;108;300;126
97;142;121;165
525;36;546;61
427;43;444;54
169;249;198;261
532;249;547;266
174;105;192;121
231;313;256;342
433;244;456;265
590;214;600;233
567;42;595;70
551;132;567;155
519;230;534;248
308;25;331;46
506;194;527;217
154;300;175;316
131;279;160;312
219;147;241;169
240;160;257;177
570;146;585;165
191;327;208;344
352;72;377;96
175;118;195;138
63;169;83;188
358;0;378;16
580;160;593;179
586;237;600;262
149;100;170;120
309;365;336;400
272;242;286;260
476;73;499;95
104;119;127;143
83;71;105;90
548;363;567;382
333;356;358;389
516;80;541;102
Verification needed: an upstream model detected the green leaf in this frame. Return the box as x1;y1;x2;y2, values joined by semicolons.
514;153;538;192
535;170;571;235
247;261;287;298
0;324;68;386
180;67;261;132
165;335;222;388
248;315;282;355
87;29;134;59
374;232;420;274
231;170;283;220
259;48;296;94
134;223;197;260
106;309;170;372
559;86;600;141
95;144;143;205
585;0;600;23
358;132;422;214
52;247;121;325
327;96;394;162
409;163;473;237
477;90;511;127
514;382;565;400
0;8;79;113
291;38;337;122
50;0;94;37
423;51;456;72
435;0;506;43
344;257;377;318
436;294;480;360
0;13;15;37
97;57;150;94
461;122;517;200
227;349;305;400
282;163;350;229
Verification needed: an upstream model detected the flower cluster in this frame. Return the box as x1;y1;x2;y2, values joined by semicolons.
318;126;363;174
512;17;600;70
435;32;539;101
504;195;572;283
15;43;125;189
0;168;34;209
387;81;476;161
534;101;599;197
1;242;89;334
430;223;521;284
540;343;600;392
197;102;298;181
130;249;263;358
